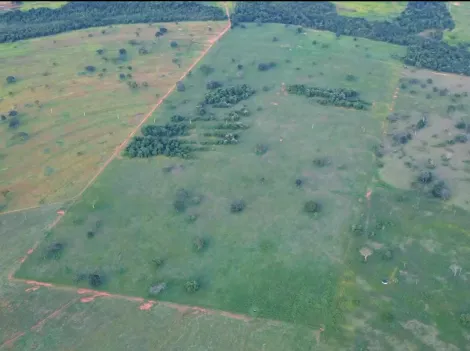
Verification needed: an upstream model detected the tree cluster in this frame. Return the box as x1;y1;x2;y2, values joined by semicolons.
287;84;370;110
231;2;470;76
124;122;192;158
203;84;255;107
0;1;227;43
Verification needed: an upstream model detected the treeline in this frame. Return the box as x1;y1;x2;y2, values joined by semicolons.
0;1;226;42
232;2;470;76
287;84;371;110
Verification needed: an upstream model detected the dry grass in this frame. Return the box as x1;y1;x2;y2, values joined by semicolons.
0;21;226;212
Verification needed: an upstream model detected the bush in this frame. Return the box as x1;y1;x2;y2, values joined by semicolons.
193;237;206;252
454;134;468;143
460;313;470;328
8;110;17;117
45;242;64;259
313;157;331;167
6;75;16;84
200;64;214;76
88;272;103;287
230;200;245;213
418;170;433;184
8;117;20;129
455;120;466;130
304;200;320;214
431;181;451;200
255;143;268;155
295;178;303;187
176;81;185;92
85;65;96;73
170;40;178;48
206;80;223;90
152;258;164;267
185;280;200;293
119;48;127;55
258;62;276;71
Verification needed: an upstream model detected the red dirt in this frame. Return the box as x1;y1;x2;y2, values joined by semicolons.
0;332;25;349
139;301;156;311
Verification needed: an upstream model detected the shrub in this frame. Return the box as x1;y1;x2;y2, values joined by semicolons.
418;170;433;184
304;200;321;214
258;62;276;71
88;272;103;287
255;143;268;155
119;73;126;80
185;280;200;293
85;65;96;73
200;64;214;76
8;117;20;129
313;157;331;167
96;49;104;55
230;200;245;213
206;80;223;90
8;110;18;117
237;64;243;70
170;40;178;48
193;237;206;252
382;249;394;261
119;48;127;55
176;81;185;92
454;134;468;143
295;178;303;187
460;313;470;328
431;181;451;200
6;75;16;84
152;258;164;267
45;242;64;259
87;231;95;238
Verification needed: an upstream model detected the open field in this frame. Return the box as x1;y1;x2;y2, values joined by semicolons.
0;21;226;212
333;1;407;21
444;2;470;45
16;23;407;340
19;1;68;11
5;7;470;350
0;205;326;351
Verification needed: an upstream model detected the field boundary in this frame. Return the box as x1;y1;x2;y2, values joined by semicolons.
0;6;231;217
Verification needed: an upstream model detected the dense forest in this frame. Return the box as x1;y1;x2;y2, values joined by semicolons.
232;2;470;76
0;1;226;42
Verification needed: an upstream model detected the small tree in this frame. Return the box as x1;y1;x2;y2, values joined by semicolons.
176;81;185;92
85;65;96;73
170;41;178;48
8;117;20;129
6;76;16;84
185;280;200;293
230;200;245;213
304;200;320;214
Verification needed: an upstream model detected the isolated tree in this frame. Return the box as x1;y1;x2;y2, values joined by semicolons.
119;48;127;57
6;76;16;84
170;40;178;48
176;81;185;92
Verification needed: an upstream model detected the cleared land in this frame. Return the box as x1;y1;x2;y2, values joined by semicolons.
0;21;226;212
16;23;406;342
19;1;68;11
333;1;407;21
0;205;325;351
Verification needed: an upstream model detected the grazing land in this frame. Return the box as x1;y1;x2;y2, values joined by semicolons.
333;1;407;21
0;21;226;212
16;23;406;339
4;2;470;350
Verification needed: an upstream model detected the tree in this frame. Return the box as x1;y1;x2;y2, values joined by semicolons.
304;200;320;214
8;117;20;129
85;65;96;73
230;200;245;213
119;48;127;56
176;81;185;92
6;76;16;84
170;40;178;48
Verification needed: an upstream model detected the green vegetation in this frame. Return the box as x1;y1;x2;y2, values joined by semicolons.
333;1;407;21
0;21;225;211
16;25;406;338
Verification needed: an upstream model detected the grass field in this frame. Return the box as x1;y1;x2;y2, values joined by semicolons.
0;205;326;351
19;1;68;11
0;21;226;212
444;2;470;44
16;23;406;342
333;1;407;21
5;11;470;351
